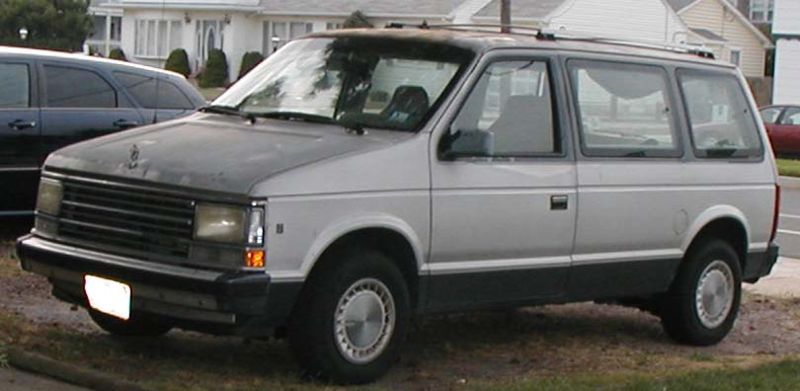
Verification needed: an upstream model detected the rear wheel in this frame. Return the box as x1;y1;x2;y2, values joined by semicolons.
88;309;173;337
288;249;410;384
660;240;741;346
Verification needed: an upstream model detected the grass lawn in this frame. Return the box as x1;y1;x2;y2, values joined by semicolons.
776;158;800;177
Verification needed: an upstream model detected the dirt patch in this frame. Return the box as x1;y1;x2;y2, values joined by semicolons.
2;225;800;389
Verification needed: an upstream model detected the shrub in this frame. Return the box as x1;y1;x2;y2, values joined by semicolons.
199;49;228;88
109;48;127;61
238;51;265;80
343;10;373;28
164;48;191;77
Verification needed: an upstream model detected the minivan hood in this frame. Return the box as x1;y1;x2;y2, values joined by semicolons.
44;114;411;194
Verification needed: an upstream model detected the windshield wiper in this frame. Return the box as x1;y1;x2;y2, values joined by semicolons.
199;105;256;123
255;111;336;125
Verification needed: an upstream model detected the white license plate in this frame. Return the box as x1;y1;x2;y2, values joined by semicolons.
84;275;131;320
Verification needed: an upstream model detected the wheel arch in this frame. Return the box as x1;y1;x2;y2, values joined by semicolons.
299;215;424;308
681;206;750;270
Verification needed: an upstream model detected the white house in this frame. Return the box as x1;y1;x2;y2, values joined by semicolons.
666;0;774;78
89;0;693;82
773;0;800;104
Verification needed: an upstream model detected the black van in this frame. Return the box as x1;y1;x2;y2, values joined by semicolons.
0;46;205;216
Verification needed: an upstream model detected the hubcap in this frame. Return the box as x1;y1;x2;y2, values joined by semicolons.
695;260;735;329
334;278;395;364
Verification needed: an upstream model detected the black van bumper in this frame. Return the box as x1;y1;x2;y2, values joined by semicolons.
16;235;302;336
743;243;780;283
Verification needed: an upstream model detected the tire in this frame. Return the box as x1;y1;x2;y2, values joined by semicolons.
88;309;173;337
288;249;410;384
660;239;742;346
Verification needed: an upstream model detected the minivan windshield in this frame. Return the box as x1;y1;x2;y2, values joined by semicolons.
213;36;474;132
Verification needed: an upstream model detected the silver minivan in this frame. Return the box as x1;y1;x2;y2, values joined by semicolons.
17;27;780;384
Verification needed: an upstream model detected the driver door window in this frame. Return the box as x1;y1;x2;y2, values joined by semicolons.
445;60;558;157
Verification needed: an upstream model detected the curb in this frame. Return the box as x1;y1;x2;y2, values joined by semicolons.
8;347;148;391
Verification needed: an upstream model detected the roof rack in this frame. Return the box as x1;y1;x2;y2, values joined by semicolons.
383;22;714;60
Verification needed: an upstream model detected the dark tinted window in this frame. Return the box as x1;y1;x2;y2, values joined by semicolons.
44;65;116;108
0;63;30;108
678;70;762;159
569;60;680;158
114;72;195;110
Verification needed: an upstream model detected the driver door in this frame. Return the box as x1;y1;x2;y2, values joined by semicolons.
427;54;576;311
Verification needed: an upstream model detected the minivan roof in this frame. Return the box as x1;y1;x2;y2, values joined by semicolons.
309;28;734;69
0;45;185;79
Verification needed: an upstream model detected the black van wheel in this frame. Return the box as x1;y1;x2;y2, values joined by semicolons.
288;249;410;385
88;309;173;337
660;240;742;346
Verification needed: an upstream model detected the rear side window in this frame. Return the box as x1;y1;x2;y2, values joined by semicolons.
114;72;195;110
678;70;762;159
44;65;116;108
568;60;680;158
0;63;30;108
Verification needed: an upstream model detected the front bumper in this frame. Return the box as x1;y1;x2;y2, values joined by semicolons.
16;235;301;336
743;243;780;283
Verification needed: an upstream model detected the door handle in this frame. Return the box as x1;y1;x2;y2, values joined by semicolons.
113;119;140;129
8;119;36;130
550;195;568;210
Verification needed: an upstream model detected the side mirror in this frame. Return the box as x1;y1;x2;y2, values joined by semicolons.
440;128;494;160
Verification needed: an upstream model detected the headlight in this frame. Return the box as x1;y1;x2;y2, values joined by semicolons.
36;179;63;216
194;203;246;244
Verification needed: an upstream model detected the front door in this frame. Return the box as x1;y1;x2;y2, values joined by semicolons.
0;60;41;214
427;55;576;311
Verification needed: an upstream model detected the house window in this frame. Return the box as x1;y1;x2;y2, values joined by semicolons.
730;50;741;66
262;21;313;54
326;22;343;30
134;19;183;58
749;0;774;23
110;16;122;41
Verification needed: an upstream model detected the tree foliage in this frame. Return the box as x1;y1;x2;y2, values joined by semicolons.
238;51;264;80
0;0;92;52
343;10;373;28
165;48;191;77
109;48;127;61
199;49;228;88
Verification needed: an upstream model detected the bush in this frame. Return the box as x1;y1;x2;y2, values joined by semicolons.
343;10;373;28
109;48;127;61
238;51;264;80
164;48;191;77
199;49;228;88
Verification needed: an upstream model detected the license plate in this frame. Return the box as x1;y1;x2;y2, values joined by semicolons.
84;275;131;320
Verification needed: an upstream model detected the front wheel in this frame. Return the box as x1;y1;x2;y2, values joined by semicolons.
288;250;410;384
660;240;742;346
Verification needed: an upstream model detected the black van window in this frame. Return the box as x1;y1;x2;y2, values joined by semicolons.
678;70;762;159
568;60;680;158
44;65;116;108
114;72;195;110
0;63;30;108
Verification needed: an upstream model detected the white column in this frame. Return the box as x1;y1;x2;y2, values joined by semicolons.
105;12;112;56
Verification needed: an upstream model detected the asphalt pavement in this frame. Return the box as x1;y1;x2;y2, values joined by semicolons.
777;177;800;258
0;367;89;391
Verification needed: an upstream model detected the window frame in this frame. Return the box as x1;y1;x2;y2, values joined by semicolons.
566;59;684;159
41;64;118;109
438;56;565;160
781;107;800;126
134;18;183;59
0;62;32;109
112;71;196;111
676;67;764;160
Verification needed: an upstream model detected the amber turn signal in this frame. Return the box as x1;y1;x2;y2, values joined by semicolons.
245;249;266;268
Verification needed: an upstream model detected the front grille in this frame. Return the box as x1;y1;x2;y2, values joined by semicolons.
58;180;195;258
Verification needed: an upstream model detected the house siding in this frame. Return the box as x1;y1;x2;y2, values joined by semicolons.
678;0;767;77
774;39;800;104
547;0;687;43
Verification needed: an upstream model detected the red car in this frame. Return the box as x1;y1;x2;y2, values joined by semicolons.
761;105;800;156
